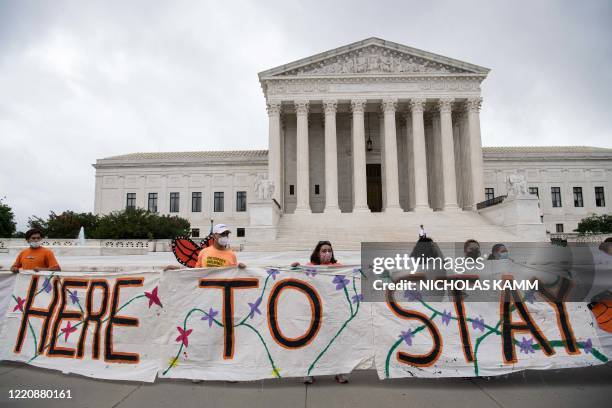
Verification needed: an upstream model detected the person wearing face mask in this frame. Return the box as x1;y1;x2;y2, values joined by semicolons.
10;228;61;273
487;243;509;260
194;223;246;269
292;241;348;384
463;239;481;261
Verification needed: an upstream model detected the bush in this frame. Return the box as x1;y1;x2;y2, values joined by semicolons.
28;211;99;238
574;214;612;234
0;199;17;238
88;208;190;239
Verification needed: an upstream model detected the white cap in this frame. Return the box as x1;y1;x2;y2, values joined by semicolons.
213;223;230;234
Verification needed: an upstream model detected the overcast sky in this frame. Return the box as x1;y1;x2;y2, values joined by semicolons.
1;0;611;231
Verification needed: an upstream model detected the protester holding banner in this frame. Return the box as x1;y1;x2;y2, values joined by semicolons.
194;223;246;269
292;240;349;384
10;228;61;273
487;243;509;260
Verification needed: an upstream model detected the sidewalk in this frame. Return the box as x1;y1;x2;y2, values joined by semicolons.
0;361;610;408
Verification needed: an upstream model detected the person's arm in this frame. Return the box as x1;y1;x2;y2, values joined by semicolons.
233;253;246;269
10;252;23;273
291;262;300;267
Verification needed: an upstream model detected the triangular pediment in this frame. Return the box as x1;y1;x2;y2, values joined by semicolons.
259;37;489;79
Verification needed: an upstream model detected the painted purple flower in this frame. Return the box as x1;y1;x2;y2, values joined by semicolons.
248;297;262;319
352;267;362;275
201;307;218;328
352;294;364;304
441;310;452;326
399;329;413;346
68;290;79;305
267;268;280;280
305;268;317;277
403;289;422;301
333;275;350;290
524;290;536;304
42;277;52;293
582;338;593;354
518;337;535;354
472;317;485;332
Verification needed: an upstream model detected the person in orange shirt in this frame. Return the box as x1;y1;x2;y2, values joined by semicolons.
195;224;245;268
10;228;61;273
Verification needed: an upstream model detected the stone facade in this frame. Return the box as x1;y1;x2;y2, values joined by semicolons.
92;38;612;246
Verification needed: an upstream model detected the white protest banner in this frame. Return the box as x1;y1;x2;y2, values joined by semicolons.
374;297;607;378
156;266;373;381
0;267;608;381
0;270;161;382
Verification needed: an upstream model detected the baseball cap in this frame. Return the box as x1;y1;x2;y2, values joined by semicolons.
213;223;231;234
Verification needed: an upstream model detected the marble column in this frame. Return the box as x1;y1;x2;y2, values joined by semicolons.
266;100;282;205
323;100;340;213
381;98;402;212
466;97;485;208
438;98;459;210
410;98;432;211
294;100;311;214
350;99;370;212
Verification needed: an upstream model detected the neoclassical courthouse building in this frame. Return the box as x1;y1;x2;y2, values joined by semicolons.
93;38;611;249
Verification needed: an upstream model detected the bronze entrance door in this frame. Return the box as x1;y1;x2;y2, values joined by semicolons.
366;163;383;212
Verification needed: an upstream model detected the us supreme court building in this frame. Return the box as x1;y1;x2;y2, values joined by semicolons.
93;38;612;249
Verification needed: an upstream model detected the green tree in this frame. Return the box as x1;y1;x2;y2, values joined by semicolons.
0;199;17;238
89;208;190;239
28;211;99;238
574;214;612;234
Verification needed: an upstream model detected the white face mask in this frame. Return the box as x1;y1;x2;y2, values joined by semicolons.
217;236;229;248
29;241;42;248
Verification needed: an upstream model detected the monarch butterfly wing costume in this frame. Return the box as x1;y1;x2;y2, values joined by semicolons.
171;236;206;268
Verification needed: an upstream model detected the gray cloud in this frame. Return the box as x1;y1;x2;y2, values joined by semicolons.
1;0;610;230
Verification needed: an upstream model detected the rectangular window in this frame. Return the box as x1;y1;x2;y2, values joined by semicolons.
289;185;295;195
237;227;245;237
169;192;180;213
529;187;539;197
214;192;224;212
485;188;494;201
551;187;562;208
148;193;158;213
595;187;605;207
192;192;202;212
126;193;136;210
191;228;200;238
236;191;247;212
573;187;583;207
314;184;320;195
556;223;564;233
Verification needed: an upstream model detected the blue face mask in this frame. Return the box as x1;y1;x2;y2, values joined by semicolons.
499;252;509;260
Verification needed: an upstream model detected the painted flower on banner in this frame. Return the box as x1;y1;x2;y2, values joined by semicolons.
582;338;593;354
145;287;163;308
399;329;413;346
333;275;350;290
267;268;280;280
471;316;485;332
403;289;422;301
352;267;362;275
68;290;80;305
42;277;52;293
201;307;218;328
518;337;535;354
248;297;262;319
352;294;364;304
175;327;193;347
13;296;25;312
305;268;317;277
441;310;452;326
61;321;78;341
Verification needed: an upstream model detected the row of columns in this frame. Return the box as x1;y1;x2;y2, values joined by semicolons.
267;97;484;213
